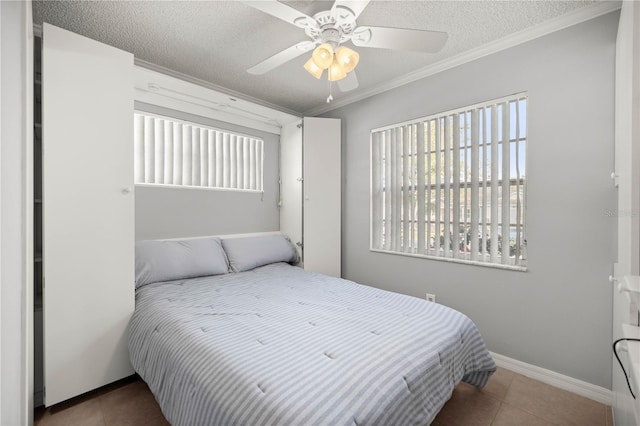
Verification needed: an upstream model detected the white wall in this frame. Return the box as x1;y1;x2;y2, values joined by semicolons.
1;1;29;424
134;102;281;240
323;12;618;389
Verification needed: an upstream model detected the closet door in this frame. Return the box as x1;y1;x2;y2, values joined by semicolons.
302;117;341;277
612;2;640;423
280;121;304;261
42;23;134;406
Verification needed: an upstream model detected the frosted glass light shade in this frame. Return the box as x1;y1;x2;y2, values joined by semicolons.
328;58;347;81
312;43;334;69
335;46;359;73
304;57;323;79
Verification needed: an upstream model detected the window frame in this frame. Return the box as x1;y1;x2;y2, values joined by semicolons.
369;93;528;271
133;111;265;193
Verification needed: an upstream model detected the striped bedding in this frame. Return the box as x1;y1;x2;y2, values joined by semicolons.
129;263;495;425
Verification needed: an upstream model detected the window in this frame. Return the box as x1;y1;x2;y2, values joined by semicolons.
370;93;527;270
134;113;264;191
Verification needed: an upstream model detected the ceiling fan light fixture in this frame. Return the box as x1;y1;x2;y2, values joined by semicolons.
311;43;335;69
328;57;347;81
304;57;324;79
335;46;359;73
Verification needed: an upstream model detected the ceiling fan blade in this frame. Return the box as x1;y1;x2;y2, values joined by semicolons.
352;26;448;53
243;1;316;29
337;70;359;92
247;41;316;75
332;0;371;22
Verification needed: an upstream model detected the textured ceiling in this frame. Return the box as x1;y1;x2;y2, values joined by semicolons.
33;0;606;115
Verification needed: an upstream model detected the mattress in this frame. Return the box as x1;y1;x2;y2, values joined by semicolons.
129;262;495;425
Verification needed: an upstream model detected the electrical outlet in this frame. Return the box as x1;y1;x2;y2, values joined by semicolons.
425;293;436;302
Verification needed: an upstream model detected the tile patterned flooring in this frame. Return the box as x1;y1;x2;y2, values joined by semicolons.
35;367;613;426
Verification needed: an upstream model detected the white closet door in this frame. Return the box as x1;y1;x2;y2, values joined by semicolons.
303;117;341;277
280;121;304;261
612;2;640;423
42;23;134;406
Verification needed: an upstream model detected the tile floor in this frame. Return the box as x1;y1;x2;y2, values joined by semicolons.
35;367;613;426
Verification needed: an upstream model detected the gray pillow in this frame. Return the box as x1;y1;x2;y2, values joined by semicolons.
222;235;298;273
135;237;229;288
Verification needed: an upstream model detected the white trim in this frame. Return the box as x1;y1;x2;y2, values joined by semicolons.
305;1;622;116
23;1;34;423
1;3;30;423
157;231;283;241
370;249;527;272
135;183;263;194
491;352;613;405
0;6;4;422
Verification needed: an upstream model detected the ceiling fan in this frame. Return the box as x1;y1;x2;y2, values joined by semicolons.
244;0;448;100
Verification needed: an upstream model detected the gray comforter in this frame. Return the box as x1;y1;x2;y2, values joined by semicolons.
129;263;495;425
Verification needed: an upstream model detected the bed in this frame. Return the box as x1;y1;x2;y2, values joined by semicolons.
129;234;496;425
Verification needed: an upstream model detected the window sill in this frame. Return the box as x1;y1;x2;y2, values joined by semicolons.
369;248;528;272
135;183;263;193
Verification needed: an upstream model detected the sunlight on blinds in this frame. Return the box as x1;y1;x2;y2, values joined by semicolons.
134;113;264;191
370;93;527;269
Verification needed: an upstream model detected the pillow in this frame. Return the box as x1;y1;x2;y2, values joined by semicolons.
221;235;298;273
135;237;229;288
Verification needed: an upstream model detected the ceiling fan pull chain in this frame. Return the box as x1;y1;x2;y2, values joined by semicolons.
327;80;334;103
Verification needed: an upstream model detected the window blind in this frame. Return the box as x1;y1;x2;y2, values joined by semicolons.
134;113;264;191
370;93;527;269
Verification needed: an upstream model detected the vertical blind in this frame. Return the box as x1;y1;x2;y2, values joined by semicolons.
134;113;264;191
371;93;527;269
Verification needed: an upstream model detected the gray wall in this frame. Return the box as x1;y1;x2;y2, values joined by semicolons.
323;12;618;389
135;103;281;240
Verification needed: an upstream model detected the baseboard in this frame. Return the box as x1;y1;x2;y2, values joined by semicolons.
490;352;613;405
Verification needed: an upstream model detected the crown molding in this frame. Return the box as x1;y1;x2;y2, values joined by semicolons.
34;1;621;119
304;1;622;117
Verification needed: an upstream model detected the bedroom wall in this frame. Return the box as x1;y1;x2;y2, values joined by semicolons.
323;12;618;389
134;102;281;240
